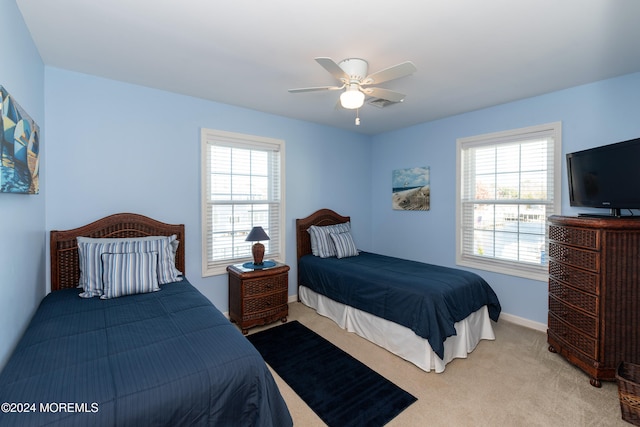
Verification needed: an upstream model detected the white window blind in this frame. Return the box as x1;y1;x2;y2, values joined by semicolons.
456;122;561;281
201;129;285;276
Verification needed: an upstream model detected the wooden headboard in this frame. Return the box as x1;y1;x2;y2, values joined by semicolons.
50;213;185;292
295;208;350;264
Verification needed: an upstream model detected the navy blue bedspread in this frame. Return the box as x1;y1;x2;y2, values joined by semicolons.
0;279;292;427
299;252;501;359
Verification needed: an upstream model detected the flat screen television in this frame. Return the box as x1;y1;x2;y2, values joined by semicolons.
566;137;640;217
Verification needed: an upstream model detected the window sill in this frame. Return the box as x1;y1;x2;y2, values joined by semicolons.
456;256;548;282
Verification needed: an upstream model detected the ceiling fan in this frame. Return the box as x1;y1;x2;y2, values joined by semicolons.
289;57;417;111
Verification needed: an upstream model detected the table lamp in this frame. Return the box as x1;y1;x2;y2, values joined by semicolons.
246;226;270;265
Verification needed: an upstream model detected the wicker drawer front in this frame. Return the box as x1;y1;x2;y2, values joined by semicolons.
549;278;598;314
549;225;599;250
243;275;287;297
548;242;599;273
548;313;597;359
243;292;287;315
549;295;597;337
548;261;599;295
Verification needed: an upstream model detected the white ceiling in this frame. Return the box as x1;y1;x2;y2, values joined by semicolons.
16;0;640;135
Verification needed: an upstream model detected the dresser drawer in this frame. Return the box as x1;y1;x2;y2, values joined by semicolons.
549;295;598;338
243;274;288;297
548;261;599;295
549;225;599;250
243;291;288;316
548;313;597;360
548;242;599;273
549;278;598;314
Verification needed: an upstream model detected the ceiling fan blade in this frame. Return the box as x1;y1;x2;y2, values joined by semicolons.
363;87;406;102
288;85;343;93
362;61;417;85
315;57;349;82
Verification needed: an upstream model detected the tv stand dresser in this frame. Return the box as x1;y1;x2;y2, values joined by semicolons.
547;215;640;387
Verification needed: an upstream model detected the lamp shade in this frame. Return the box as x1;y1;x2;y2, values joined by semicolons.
246;226;270;242
340;85;365;109
246;226;269;265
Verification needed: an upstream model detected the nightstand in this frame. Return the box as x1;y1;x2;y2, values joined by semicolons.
227;261;290;334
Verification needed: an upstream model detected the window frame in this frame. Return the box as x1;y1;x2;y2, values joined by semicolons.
200;128;285;277
455;122;562;281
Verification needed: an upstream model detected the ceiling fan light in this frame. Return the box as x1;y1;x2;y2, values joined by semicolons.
340;88;365;109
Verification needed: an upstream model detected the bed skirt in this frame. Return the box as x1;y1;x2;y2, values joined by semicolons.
299;285;495;373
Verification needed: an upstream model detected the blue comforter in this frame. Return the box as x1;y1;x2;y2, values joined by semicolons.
299;252;501;359
0;279;292;427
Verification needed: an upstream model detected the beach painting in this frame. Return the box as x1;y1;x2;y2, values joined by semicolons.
392;166;430;210
1;85;40;194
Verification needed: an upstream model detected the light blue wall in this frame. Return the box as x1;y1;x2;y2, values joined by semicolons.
0;1;45;368
44;68;372;311
371;72;640;325
4;0;640;370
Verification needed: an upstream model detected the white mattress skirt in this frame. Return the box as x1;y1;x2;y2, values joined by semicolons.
299;285;495;373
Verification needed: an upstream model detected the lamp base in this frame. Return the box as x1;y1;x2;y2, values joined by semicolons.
252;242;265;265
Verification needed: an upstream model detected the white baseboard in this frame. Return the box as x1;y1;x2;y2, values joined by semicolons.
500;312;547;332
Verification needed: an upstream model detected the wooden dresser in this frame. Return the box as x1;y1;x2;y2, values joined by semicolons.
547;215;640;387
227;262;290;334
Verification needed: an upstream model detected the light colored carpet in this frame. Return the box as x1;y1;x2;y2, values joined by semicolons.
248;302;628;427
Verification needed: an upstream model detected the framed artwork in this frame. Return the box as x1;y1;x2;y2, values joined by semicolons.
1;85;40;194
392;166;430;210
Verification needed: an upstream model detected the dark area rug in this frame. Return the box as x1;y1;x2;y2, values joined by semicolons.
247;321;416;427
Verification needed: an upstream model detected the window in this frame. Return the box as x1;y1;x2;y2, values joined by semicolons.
456;122;561;281
201;129;285;276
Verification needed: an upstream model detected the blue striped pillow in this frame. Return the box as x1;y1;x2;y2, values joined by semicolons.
329;231;359;259
308;222;351;258
77;235;181;275
101;252;160;299
77;236;181;298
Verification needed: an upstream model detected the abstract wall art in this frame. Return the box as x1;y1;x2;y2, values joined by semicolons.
392;166;430;210
1;85;40;194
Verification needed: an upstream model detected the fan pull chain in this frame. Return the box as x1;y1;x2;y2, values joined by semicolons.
355;109;361;126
